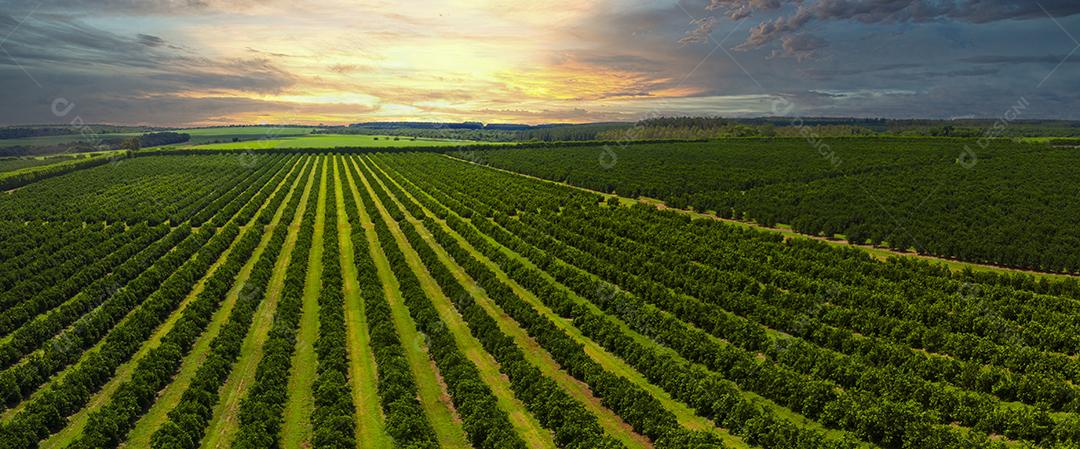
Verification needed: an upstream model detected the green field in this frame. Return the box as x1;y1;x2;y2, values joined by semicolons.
2;149;1080;449
185;134;480;149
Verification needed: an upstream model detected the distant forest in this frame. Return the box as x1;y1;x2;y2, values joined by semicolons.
331;117;1080;142
2;117;1079;153
317;122;632;141
596;117;1080;140
0;132;189;157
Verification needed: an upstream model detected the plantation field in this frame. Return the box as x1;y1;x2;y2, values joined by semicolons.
184;134;479;150
1;150;1079;449
467;138;1080;273
0;151;126;172
0;152;127;192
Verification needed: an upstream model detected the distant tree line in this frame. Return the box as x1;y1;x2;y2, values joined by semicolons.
0;126;157;140
597;116;1080;140
0;132;188;157
138;132;190;148
0;128;79;140
319;122;636;141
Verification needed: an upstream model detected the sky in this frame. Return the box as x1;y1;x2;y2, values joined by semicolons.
0;0;1078;126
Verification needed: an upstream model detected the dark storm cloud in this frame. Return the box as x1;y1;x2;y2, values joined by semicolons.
0;12;295;124
0;13;292;80
0;64;373;125
636;0;1080;118
694;0;1080;51
554;2;1080;118
1;0;224;15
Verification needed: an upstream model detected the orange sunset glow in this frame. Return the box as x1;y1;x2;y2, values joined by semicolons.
96;0;709;125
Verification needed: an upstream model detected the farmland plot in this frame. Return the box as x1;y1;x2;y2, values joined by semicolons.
0;151;1077;449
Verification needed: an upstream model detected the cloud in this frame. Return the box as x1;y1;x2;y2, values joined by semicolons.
0;12;296;125
800;62;924;79
807;90;848;98
961;54;1080;64
1;0;1078;125
145;58;295;94
800;63;1000;80
327;63;374;74
2;0;244;15
246;47;297;58
699;0;1080;50
771;33;828;61
707;0;784;20
679;16;719;45
136;34;166;47
952;0;1080;23
878;67;1001;79
736;12;811;50
0;13;293;87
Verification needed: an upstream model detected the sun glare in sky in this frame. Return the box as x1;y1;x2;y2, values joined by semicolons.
1;0;1078;125
134;0;685;125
